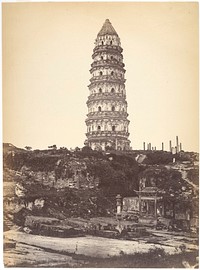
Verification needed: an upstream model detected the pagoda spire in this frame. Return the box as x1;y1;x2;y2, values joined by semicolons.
98;19;118;37
85;20;131;151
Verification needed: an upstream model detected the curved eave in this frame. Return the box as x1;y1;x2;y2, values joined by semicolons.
89;75;126;84
90;64;125;74
85;114;130;122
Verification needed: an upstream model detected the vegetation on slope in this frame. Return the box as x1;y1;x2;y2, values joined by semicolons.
3;143;199;221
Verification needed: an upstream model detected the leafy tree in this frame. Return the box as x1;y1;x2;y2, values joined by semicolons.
139;166;189;196
60;147;68;150
86;154;140;196
82;146;93;153
25;146;32;151
48;145;57;150
187;168;199;186
139;166;195;216
145;152;174;165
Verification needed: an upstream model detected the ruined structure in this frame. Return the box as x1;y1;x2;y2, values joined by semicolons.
85;19;131;151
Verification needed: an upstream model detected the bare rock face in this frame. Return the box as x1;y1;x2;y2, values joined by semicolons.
15;183;26;198
135;154;147;164
34;198;45;209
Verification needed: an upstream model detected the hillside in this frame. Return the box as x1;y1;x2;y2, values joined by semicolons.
3;143;199;228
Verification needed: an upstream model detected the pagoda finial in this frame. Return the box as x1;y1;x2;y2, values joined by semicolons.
97;19;118;36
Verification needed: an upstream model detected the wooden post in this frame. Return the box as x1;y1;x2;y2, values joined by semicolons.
139;194;141;217
173;201;175;219
155;194;157;218
163;200;166;217
146;201;149;215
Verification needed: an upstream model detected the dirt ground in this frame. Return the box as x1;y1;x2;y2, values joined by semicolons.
3;227;198;267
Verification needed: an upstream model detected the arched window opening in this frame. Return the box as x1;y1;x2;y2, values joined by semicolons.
97;126;101;131
110;56;113;60
98;106;101;112
99;88;102;93
110;41;112;45
112;126;115;131
101;56;103;60
101;41;104;45
111;88;115;93
112;106;115;112
111;71;114;76
99;71;103;76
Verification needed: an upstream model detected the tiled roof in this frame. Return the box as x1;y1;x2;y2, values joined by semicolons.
142;187;159;192
140;187;165;194
98;19;118;36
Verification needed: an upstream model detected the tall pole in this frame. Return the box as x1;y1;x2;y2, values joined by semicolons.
169;140;172;152
162;142;164;151
176;136;179;153
143;142;145;151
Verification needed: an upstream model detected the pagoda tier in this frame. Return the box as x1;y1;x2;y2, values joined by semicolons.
85;19;131;151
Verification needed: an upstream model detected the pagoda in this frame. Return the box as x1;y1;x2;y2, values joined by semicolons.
85;19;131;151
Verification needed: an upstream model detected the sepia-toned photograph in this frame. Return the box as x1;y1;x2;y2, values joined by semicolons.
3;2;199;268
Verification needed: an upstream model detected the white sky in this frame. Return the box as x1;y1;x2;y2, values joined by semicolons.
3;2;199;152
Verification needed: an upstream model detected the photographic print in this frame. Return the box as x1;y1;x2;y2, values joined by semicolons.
3;2;199;268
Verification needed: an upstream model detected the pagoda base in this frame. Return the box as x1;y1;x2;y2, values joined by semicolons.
85;137;130;151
